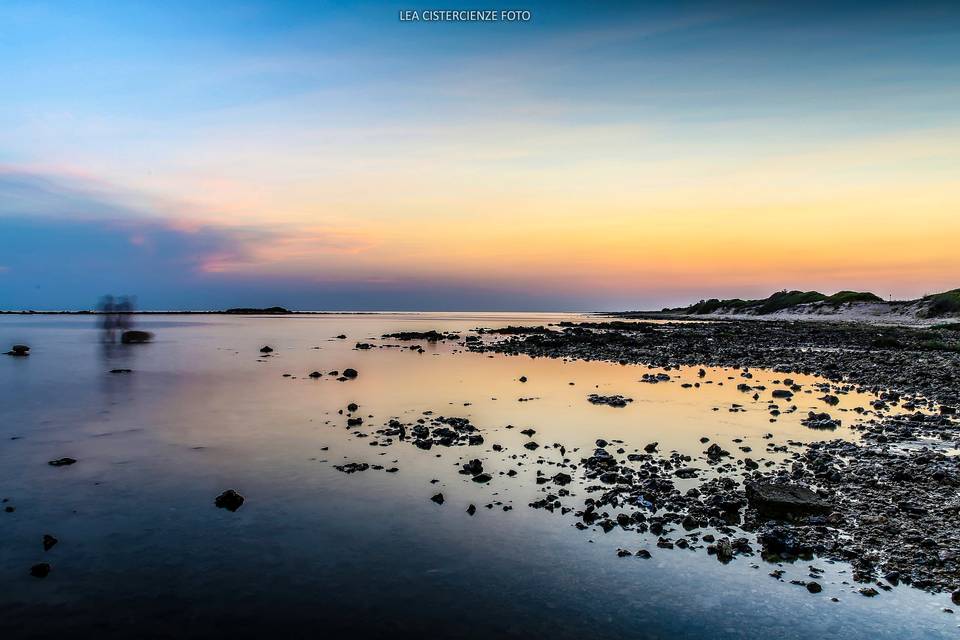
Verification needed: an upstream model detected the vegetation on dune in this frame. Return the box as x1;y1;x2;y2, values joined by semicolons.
923;289;960;318
667;290;830;315
662;287;960;318
824;291;883;305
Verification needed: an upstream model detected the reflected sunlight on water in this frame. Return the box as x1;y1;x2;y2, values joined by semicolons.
0;314;954;639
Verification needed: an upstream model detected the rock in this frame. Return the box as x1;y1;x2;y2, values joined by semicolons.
801;411;840;430
121;331;153;344
214;489;245;512
587;394;632;407
519;376;527;382
552;472;572;486
745;482;832;515
466;504;476;516
347;403;359;412
430;493;444;505
636;549;652;559
806;581;822;593
523;442;539;451
308;371;322;378
48;458;77;467
705;443;729;461
6;344;30;356
859;587;879;597
952;590;960;605
30;563;50;578
472;473;492;483
644;442;658;453
260;346;274;353
43;534;58;551
460;459;484;476
342;368;359;378
334;462;369;473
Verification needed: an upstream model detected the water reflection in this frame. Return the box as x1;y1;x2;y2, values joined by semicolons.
0;313;954;639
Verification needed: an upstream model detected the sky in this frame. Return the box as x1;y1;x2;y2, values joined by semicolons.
1;0;958;311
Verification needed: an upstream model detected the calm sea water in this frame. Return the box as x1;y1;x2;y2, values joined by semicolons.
0;313;955;638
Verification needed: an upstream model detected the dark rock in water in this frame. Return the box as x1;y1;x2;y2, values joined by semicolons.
523;442;540;451
121;331;153;344
644;442;658;453
335;334;347;339
746;482;831;515
460;459;484;476
260;345;274;353
43;534;58;551
342;368;359;379
636;549;652;559
859;587;879;597
519;376;528;382
109;368;133;374
801;411;841;430
587;394;633;407
308;371;322;378
952;589;960;605
617;548;632;557
520;428;536;437
430;493;444;505
346;417;363;427
334;462;369;473
472;473;492;483
705;443;729;461
30;563;50;578
6;344;30;356
806;581;822;594
48;457;77;467
214;489;245;512
466;504;476;516
771;389;793;398
347;403;359;412
552;472;572;485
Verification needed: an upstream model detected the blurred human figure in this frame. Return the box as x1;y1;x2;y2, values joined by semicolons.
97;295;118;342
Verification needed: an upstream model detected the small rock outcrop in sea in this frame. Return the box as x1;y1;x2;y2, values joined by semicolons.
214;489;245;512
342;368;359;379
43;534;58;551
48;458;77;467
5;344;30;356
587;394;633;407
121;331;153;344
30;563;51;578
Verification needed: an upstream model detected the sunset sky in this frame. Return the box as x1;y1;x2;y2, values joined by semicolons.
1;1;958;310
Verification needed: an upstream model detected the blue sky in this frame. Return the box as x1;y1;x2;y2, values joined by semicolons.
1;1;959;310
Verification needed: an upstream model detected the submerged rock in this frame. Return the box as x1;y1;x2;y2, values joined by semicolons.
30;563;50;578
48;458;77;467
5;344;29;356
214;489;245;512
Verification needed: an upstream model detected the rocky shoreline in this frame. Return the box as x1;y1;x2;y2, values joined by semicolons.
334;320;960;601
